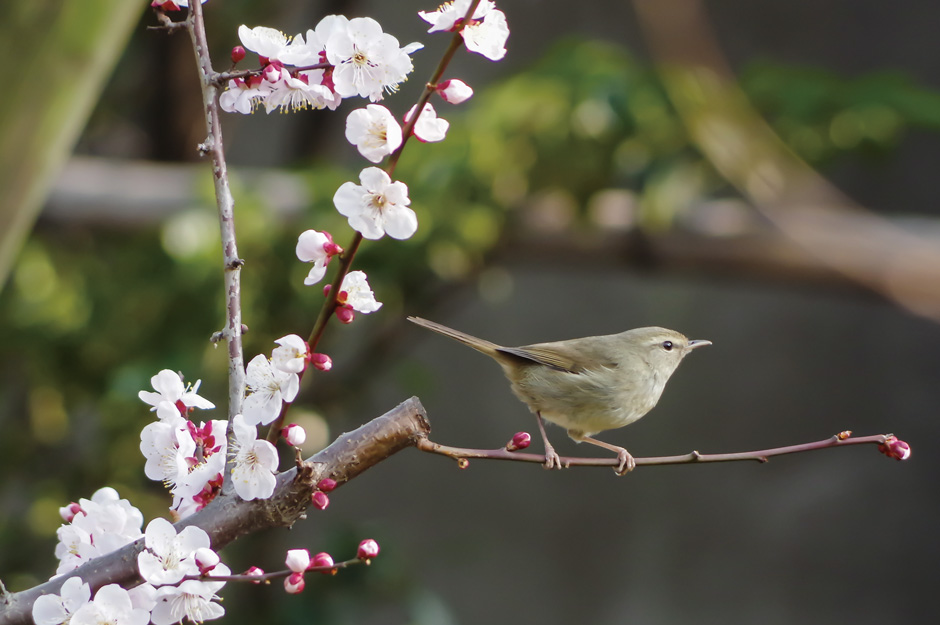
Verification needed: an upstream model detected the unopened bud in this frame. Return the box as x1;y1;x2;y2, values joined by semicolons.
335;306;355;324
244;566;265;583
506;431;531;451
311;491;330;510
457;458;470;470
59;502;82;523
195;547;220;575
837;430;852;440
262;64;281;83
357;539;380;561
316;478;337;493
231;46;246;64
282;423;307;446
310;552;335;574
311;353;332;371
284;571;305;594
437;78;473;104
285;548;311;573
878;435;911;461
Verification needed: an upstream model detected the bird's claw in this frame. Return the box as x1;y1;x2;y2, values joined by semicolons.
613;450;636;475
542;445;564;470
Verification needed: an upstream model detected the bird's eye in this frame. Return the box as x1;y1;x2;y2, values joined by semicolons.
661;340;674;351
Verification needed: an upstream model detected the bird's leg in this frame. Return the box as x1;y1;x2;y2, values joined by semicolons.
574;435;635;475
535;412;564;470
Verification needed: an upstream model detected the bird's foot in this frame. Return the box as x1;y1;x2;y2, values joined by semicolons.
542;443;564;470
613;449;636;475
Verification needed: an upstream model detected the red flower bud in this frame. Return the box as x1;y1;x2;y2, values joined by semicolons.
878;435;911;461
311;491;330;510
284;571;305;594
244;566;265;583
231;46;246;64
335;305;355;324
506;431;531;451
311;353;333;371
310;552;335;574
357;539;380;560
316;478;338;493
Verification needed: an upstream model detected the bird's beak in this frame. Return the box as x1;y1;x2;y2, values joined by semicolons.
688;339;712;350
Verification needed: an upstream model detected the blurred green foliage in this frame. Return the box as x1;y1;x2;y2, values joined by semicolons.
2;35;940;610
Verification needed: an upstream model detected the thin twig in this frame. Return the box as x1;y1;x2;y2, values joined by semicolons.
416;432;896;470
184;1;246;488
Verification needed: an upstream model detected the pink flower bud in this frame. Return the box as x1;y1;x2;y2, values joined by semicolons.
244;566;265;583
195;547;220;575
282;424;307;446
335;306;355;324
357;539;380;560
317;478;337;492
285;548;312;573
878;435;911;461
262;64;281;83
59;502;82;523
323;284;332;296
506;431;531;451
437;78;473;104
310;552;335;574
284;571;305;594
311;353;332;372
231;46;246;64
311;491;330;510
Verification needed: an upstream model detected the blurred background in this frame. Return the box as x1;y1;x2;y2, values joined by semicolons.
1;0;938;624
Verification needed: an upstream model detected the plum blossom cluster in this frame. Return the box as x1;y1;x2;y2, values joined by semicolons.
419;0;509;61
139;366;289;517
293;2;510;331
54;488;144;576
40;517;227;625
220;17;423;114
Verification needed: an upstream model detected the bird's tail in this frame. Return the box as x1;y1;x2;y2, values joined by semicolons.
407;316;503;358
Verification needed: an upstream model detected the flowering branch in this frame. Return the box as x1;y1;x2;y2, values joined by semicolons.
264;0;488;443
0;397;428;625
416;431;911;470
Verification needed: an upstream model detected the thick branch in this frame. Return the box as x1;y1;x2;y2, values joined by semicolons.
0;397;429;625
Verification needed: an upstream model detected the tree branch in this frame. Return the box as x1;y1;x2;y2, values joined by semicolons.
0;397;429;625
416;431;904;470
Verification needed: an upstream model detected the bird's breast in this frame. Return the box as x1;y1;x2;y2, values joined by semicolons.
505;363;664;436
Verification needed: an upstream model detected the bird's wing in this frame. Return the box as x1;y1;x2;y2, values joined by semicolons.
497;342;606;374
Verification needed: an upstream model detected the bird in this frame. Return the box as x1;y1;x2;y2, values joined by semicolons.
408;316;711;474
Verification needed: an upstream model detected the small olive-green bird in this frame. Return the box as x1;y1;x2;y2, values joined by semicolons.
408;316;711;474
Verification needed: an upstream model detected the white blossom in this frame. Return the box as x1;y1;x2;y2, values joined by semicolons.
333;167;416;240
271;334;309;374
150;564;229;625
230;415;278;501
405;102;449;142
340;270;383;313
137;517;211;586
69;584;150;625
139;370;215;422
345;105;403;163
242;354;299;426
325;17;422;101
32;577;91;625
